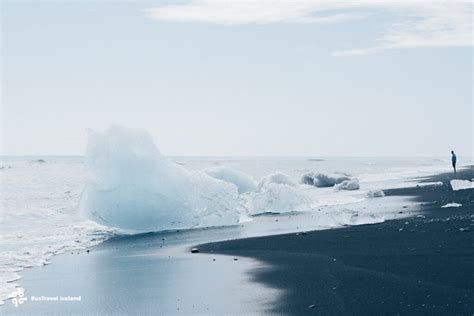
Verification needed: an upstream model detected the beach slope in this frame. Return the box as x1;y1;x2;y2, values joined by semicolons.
198;167;474;314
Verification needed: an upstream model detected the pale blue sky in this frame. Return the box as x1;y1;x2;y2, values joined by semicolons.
2;1;472;156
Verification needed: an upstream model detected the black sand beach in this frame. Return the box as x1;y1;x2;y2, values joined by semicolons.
198;167;474;314
3;168;473;315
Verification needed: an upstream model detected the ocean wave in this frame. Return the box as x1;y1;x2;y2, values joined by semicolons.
0;222;112;306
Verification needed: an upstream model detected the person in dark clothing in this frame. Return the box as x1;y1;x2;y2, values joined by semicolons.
451;150;457;174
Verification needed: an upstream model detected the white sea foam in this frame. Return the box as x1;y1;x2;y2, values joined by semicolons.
450;179;473;191
0;159;113;305
417;181;444;187
205;166;257;193
80;126;242;232
441;202;462;208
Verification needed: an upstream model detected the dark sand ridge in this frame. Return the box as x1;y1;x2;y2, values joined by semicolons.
197;167;474;315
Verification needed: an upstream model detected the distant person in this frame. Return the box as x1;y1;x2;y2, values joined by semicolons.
451;150;457;174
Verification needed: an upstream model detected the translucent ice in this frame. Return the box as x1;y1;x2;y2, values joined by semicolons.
257;172;296;190
335;179;360;191
205;166;257;193
366;190;385;198
248;173;310;214
301;172;351;187
80;126;242;232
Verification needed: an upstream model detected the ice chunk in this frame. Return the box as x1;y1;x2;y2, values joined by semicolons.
367;190;385;198
248;183;311;215
335;179;360;191
257;172;296;190
301;172;350;187
247;172;310;214
80;126;242;232
205;166;256;193
441;203;462;208
450;179;473;191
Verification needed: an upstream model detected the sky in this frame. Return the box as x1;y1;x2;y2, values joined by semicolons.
1;0;473;157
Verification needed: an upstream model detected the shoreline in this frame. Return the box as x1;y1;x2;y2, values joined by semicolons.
2;167;472;314
197;167;474;314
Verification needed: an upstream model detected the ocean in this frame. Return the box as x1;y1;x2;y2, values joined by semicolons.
0;154;470;305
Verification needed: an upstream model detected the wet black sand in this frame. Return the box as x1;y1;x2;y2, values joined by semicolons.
198;167;474;315
3;168;472;315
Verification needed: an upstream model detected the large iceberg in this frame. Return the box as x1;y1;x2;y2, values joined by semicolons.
80;126;242;232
